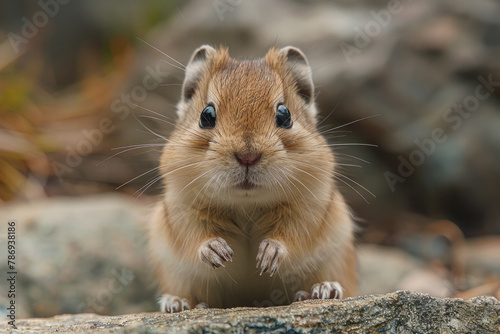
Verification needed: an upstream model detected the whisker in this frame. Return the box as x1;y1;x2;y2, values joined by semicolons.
333;175;369;204
132;103;171;120
191;169;222;213
322;114;381;133
178;167;218;197
334;172;376;198
268;168;292;205
283;114;380;147
285;166;342;225
117;164;164;190
133;173;165;199
133;114;167;140
159;83;182;87
159;59;186;72
335;163;361;168
288;165;330;189
176;6;186;20
335;153;371;165
280;168;323;224
316;102;340;128
133;104;217;144
111;143;165;150
97;144;164;166
136;37;186;69
206;173;225;218
286;157;374;202
118;158;212;190
328;143;378;148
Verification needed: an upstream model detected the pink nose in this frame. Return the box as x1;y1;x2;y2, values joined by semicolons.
235;152;262;166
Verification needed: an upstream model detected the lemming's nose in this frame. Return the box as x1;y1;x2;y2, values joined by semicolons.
235;152;262;166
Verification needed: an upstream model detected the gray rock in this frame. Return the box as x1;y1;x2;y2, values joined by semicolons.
0;194;157;318
3;291;499;333
465;237;500;275
358;244;424;295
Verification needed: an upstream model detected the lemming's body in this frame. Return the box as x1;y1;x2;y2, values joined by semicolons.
148;45;357;312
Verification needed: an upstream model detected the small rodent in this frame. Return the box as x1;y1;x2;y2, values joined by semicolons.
148;45;357;312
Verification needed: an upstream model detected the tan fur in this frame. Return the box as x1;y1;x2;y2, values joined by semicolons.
148;46;357;309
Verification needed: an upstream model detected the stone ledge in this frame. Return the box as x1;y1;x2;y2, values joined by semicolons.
3;291;499;333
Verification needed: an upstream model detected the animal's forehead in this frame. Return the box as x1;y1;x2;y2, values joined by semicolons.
214;60;279;94
206;60;283;122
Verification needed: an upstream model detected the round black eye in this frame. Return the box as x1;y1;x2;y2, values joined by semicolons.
199;104;216;129
276;104;292;129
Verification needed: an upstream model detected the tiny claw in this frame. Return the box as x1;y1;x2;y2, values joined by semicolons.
260;261;269;274
255;239;287;277
223;252;232;262
310;281;344;300
260;263;269;275
198;237;233;269
159;294;192;313
270;260;279;276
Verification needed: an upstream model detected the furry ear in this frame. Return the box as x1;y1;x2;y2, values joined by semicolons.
182;45;216;101
278;46;314;105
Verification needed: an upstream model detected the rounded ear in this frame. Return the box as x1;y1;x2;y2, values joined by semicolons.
278;46;314;105
182;45;216;101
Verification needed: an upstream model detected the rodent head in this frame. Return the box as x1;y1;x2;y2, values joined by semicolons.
161;45;335;206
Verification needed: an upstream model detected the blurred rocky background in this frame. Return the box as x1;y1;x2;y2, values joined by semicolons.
0;0;499;319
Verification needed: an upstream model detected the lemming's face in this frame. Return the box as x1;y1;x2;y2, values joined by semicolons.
161;46;335;206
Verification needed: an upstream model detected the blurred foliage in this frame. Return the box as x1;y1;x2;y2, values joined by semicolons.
0;1;187;202
0;35;135;202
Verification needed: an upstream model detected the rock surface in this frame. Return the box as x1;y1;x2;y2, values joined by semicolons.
0;194;158;318
3;291;499;333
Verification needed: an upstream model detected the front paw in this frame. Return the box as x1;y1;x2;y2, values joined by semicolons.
158;294;190;313
311;281;343;300
198;237;233;268
256;238;287;276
